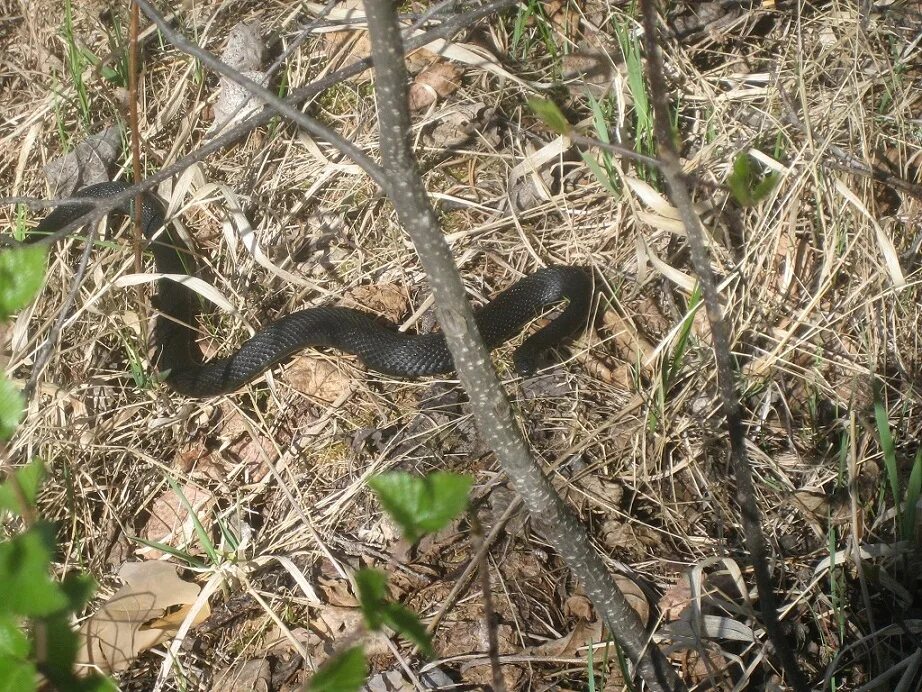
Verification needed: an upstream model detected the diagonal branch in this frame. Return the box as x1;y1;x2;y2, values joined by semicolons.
362;1;684;690
135;0;391;191
637;2;808;689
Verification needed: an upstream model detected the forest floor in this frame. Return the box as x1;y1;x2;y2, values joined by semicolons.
2;0;921;689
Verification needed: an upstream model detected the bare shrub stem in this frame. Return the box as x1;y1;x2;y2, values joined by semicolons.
638;2;807;689
363;2;684;689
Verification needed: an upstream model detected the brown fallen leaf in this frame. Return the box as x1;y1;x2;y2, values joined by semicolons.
77;561;210;674
792;488;851;526
342;282;409;323
320;1;373;81
408;61;463;111
284;357;354;403
44;126;122;196
659;576;693;622
614;574;650;627
564;594;594;621
529;618;604;657
313;605;390;657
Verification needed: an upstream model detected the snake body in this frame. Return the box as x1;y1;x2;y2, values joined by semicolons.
34;182;592;396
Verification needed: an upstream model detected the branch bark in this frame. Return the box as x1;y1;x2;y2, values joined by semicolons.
637;2;808;689
362;2;684;690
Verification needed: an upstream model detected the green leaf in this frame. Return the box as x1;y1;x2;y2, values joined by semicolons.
379;603;433;658
0;656;36;692
0;378;24;442
0;615;29;658
355;568;388;630
100;66;120;82
368;472;472;544
527;98;571;135
354;570;433;657
60;572;96;612
874;395;900;511
0;458;45;515
587;93;610;145
0;522;69;617
752;172;779;202
728;152;779;207
307;646;367;692
728;153;755;206
165;476;219;565
34;612;80;689
580;152;619;197
0;244;47;320
903;450;922;540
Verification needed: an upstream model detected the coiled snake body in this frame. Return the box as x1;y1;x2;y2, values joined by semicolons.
34;182;592;396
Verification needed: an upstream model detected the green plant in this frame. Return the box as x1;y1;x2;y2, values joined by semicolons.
304;471;473;691
873;390;922;541
0;244;114;690
649;285;702;433
61;0;93;128
581;94;621;196
611;9;653;159
727;152;779;207
511;0;558;61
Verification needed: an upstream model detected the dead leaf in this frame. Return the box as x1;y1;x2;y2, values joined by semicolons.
600;517;664;561
545;0;580;36
77;562;210;674
659;577;693;622
564;594;594;621
173;437;212;475
438;620;516;657
673;640;736;688
44;126;123;196
312;606;390;657
529;618;604;656
284;357;354;403
320;1;373;80
562;49;615;98
601;307;655;372
792;488;851;525
408;61;462;111
614;574;650;627
318;577;359;608
574;475;624;507
342;283;409;323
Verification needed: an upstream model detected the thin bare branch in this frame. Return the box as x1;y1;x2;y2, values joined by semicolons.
134;0;390;191
638;2;808;689
363;1;684;689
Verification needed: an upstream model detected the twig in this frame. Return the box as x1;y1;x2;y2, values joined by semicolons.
22;224;99;402
362;1;684;689
470;511;506;692
637;2;808;689
134;0;391;191
128;1;148;356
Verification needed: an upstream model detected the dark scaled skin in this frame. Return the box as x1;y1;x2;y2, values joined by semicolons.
34;181;592;396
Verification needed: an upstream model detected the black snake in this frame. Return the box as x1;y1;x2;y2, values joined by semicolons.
32;181;592;396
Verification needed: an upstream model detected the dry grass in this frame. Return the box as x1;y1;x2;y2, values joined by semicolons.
2;0;922;689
